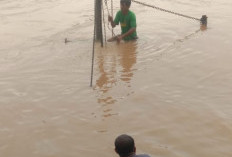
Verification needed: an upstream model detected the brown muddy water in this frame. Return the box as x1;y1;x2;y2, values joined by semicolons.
0;0;232;156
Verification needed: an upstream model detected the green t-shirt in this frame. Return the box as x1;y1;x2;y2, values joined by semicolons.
114;10;137;41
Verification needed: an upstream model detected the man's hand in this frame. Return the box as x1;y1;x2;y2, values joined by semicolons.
108;15;113;22
108;16;116;28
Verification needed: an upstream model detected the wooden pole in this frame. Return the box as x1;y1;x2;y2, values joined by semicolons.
95;0;103;47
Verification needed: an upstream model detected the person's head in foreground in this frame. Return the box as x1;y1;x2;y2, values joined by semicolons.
120;0;131;14
114;134;151;157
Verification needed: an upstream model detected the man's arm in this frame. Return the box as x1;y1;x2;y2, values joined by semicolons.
117;27;136;42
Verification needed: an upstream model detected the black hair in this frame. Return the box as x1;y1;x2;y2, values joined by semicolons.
120;0;131;7
115;134;135;157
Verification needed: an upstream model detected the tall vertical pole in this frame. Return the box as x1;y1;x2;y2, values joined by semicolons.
95;0;103;47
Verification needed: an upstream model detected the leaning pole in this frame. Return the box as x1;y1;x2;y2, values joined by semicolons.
90;0;103;87
95;0;103;47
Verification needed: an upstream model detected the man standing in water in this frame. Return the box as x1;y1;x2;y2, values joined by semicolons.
108;0;137;42
114;134;151;157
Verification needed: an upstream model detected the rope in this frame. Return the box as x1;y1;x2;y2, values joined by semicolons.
103;0;116;37
111;0;114;36
132;0;201;21
102;2;107;44
103;0;111;16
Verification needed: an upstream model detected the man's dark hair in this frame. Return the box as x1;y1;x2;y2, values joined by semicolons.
120;0;131;7
115;134;135;157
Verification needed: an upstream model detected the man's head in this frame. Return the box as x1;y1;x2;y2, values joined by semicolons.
115;134;136;157
120;0;131;14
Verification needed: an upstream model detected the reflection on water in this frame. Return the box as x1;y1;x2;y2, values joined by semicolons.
200;24;207;31
119;42;137;83
94;41;137;117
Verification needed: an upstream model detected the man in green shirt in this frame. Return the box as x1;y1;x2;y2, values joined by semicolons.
108;0;137;42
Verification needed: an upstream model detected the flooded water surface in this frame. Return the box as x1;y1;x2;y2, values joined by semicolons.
0;0;232;156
